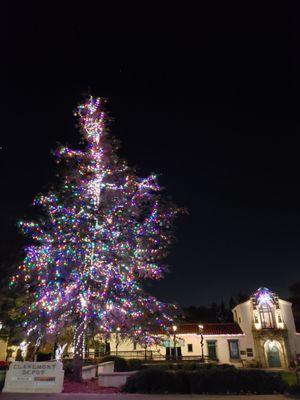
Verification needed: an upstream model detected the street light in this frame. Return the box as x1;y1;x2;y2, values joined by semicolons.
116;327;121;356
198;324;204;363
172;325;177;360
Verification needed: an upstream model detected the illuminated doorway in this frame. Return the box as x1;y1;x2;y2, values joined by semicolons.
265;340;282;368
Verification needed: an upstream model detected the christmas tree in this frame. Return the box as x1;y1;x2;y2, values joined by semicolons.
11;97;181;379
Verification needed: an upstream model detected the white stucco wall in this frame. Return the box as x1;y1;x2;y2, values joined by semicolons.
279;300;296;332
279;299;300;356
111;333;248;365
232;301;256;357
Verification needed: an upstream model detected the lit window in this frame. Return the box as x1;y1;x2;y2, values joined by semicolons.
207;340;217;360
228;340;240;359
259;303;274;328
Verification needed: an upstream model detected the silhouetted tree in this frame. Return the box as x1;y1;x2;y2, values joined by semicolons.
289;281;300;331
182;292;250;324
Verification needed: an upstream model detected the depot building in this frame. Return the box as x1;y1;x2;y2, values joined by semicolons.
108;287;300;368
1;287;300;369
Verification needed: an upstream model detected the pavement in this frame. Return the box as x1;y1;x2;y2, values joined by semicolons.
0;394;294;400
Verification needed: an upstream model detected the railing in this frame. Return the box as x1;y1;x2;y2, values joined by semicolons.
100;351;218;363
81;349;220;363
165;355;218;362
109;350;159;360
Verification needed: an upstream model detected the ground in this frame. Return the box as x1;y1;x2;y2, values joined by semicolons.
63;379;119;393
0;395;292;400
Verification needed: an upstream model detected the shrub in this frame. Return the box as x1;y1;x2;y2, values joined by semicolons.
100;355;128;371
123;368;187;394
0;361;9;371
144;362;173;370
191;369;286;394
98;356;144;372
0;365;7;391
175;370;190;393
238;370;286;394
126;359;143;371
288;384;300;394
183;362;198;371
63;360;75;378
216;363;235;369
280;370;297;386
122;367;287;394
182;362;233;371
36;352;52;361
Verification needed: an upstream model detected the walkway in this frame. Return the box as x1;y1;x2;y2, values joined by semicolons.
0;394;291;400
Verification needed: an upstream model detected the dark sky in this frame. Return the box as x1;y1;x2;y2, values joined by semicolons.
1;3;300;306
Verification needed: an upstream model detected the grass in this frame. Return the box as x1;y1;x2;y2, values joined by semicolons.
280;371;297;386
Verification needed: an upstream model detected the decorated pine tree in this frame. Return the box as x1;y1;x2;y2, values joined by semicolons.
11;97;181;379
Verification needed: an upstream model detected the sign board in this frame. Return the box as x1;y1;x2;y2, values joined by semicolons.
3;361;64;393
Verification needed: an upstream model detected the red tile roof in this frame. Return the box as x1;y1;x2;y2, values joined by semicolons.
174;323;244;335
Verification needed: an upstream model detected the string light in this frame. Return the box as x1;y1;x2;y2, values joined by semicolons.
254;287;274;306
20;341;29;359
11;96;182;355
55;343;67;361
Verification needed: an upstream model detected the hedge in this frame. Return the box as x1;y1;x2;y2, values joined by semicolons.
122;368;287;394
143;362;234;371
100;355;143;371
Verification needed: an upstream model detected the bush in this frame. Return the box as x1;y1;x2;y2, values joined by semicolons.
143;361;233;372
191;369;286;394
99;355;128;371
36;352;52;361
126;359;143;371
63;360;76;378
99;356;144;371
280;370;297;386
122;367;287;394
175;370;190;393
144;362;174;370
0;369;7;391
238;370;286;394
0;361;9;371
288;384;300;394
215;363;235;369
182;362;198;371
123;368;187;394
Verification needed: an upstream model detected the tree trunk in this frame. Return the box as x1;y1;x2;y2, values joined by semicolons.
72;319;85;382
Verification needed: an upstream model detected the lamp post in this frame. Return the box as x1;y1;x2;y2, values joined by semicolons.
198;324;204;363
172;325;177;361
116;327;120;356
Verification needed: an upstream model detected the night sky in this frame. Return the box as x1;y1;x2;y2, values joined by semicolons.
1;4;300;306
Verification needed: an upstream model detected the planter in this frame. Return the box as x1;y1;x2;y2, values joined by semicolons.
0;370;6;390
98;361;114;374
98;371;137;388
82;364;97;380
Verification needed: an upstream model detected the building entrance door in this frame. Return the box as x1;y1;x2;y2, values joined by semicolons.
266;341;281;368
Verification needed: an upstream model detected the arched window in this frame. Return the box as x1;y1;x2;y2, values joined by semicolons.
259;302;274;328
